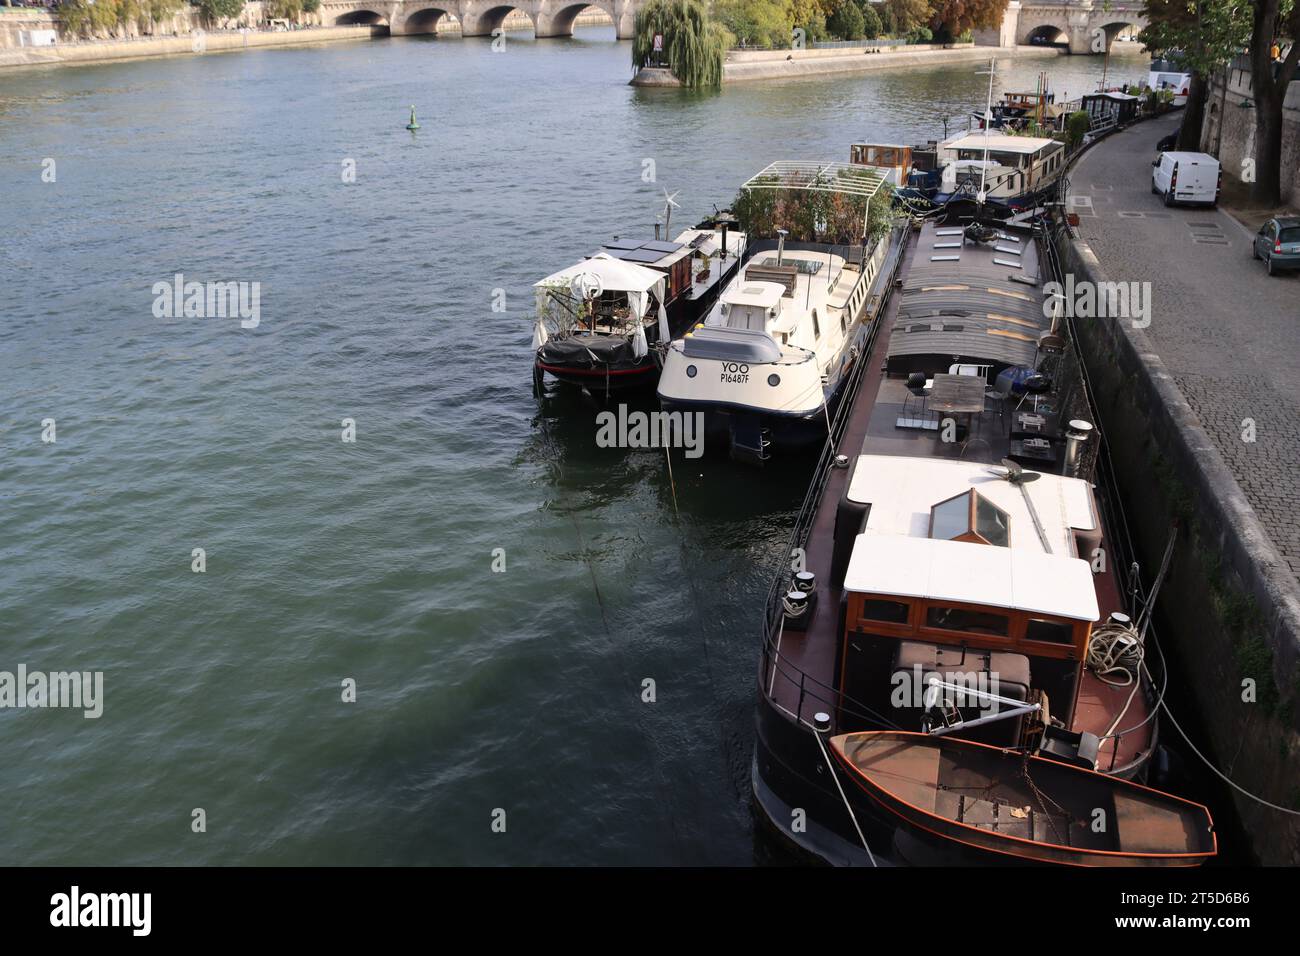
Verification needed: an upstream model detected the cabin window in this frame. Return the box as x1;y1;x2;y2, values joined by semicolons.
1025;618;1074;645
924;606;1009;637
861;599;911;624
929;490;1010;547
974;495;1010;547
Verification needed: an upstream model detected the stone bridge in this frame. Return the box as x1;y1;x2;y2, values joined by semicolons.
321;0;638;38
978;1;1149;55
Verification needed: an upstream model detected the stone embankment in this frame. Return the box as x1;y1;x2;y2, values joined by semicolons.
631;42;1061;87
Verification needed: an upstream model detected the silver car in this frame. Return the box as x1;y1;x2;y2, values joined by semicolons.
1252;217;1300;276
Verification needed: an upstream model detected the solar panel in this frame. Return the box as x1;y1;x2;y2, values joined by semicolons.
602;238;641;250
620;249;665;263
643;240;683;252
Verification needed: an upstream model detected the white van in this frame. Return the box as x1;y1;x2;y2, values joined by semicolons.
1151;151;1220;207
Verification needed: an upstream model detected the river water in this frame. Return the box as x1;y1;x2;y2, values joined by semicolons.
0;30;1148;865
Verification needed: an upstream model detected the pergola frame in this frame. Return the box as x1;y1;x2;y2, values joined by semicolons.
740;161;890;240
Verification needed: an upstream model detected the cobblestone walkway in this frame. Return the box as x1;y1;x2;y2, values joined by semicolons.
1072;114;1300;578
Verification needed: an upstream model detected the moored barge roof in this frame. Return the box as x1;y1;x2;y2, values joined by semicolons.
843;535;1100;622
847;454;1096;554
888;220;1046;370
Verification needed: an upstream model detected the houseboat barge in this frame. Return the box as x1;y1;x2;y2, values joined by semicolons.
657;162;899;463
533;218;746;394
751;212;1216;866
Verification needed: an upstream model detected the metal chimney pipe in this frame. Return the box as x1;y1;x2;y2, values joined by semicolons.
776;228;789;267
654;223;661;241
1064;420;1093;477
720;222;729;259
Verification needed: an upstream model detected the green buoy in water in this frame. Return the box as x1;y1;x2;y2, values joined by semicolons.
405;106;420;131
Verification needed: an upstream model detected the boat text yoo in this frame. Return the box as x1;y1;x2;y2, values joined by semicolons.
657;163;900;464
751;211;1216;867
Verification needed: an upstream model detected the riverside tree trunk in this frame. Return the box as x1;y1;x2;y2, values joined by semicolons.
1248;0;1300;205
1178;72;1209;151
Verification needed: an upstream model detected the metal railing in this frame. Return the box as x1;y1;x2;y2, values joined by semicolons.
756;220;911;730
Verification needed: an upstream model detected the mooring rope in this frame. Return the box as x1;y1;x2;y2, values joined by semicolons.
811;728;877;867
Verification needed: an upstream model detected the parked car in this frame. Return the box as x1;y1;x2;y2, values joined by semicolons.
1252;216;1300;276
1151;151;1221;207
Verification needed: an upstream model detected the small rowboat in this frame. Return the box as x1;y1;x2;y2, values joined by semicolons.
831;731;1217;866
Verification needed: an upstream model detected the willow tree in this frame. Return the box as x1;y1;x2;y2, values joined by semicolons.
632;0;728;91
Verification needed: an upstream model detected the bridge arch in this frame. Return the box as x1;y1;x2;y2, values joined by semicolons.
1023;23;1068;46
535;0;616;38
403;6;456;34
1095;20;1143;51
335;9;390;28
458;3;534;37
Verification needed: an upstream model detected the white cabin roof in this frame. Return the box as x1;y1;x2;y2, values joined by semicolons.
843;536;1100;622
847;455;1096;554
945;133;1058;155
535;252;664;295
722;282;784;309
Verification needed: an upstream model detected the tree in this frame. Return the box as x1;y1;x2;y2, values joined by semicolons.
197;0;245;25
827;0;866;38
265;0;303;18
885;0;930;34
633;0;727;90
928;0;1008;36
1066;109;1092;147
860;2;882;37
58;0;125;37
712;0;790;48
788;0;829;41
144;0;185;30
1245;0;1300;203
1140;0;1250;152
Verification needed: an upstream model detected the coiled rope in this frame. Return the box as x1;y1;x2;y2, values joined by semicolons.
1086;620;1144;688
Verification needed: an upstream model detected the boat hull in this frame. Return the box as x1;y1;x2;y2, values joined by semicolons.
830;732;1217;867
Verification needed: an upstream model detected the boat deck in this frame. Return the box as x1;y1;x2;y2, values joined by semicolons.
766;232;914;727
766;219;1155;775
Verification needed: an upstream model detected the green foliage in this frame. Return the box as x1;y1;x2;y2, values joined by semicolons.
788;0;828;41
302;0;320;11
732;174;895;244
885;0;929;34
633;0;726;90
1138;0;1249;77
860;2;882;38
265;0;303;18
826;0;865;38
1065;109;1091;148
906;24;932;42
928;0;1008;36
197;0;245;23
58;0;158;36
712;0;790;48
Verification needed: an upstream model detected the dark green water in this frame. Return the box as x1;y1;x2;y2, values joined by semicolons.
0;30;1144;865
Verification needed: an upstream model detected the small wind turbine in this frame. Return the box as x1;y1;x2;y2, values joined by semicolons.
661;188;681;236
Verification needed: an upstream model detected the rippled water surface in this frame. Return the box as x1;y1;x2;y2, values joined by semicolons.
0;31;1144;864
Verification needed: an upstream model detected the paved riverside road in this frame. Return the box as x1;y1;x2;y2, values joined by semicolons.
1070;113;1300;578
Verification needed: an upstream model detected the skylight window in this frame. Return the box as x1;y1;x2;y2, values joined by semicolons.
929;490;1010;547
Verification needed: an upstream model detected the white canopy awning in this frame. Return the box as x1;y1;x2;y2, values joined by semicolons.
535;252;664;296
534;253;669;342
